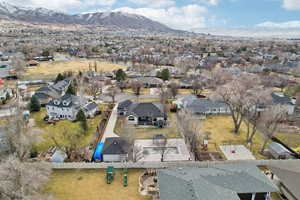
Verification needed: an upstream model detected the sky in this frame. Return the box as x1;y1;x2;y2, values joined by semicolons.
6;0;300;34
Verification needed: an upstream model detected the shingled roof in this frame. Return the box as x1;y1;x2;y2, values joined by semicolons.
127;102;165;118
102;137;129;155
158;164;278;200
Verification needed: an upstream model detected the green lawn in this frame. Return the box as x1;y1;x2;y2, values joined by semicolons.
276;132;300;149
114;113;182;139
31;107;102;152
45;169;150;200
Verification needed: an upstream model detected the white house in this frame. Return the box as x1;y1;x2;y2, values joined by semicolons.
46;94;98;121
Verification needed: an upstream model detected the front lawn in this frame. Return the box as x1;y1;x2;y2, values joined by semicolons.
45;169;150;200
201;115;266;159
276;132;300;149
114;113;182;139
31;108;102;152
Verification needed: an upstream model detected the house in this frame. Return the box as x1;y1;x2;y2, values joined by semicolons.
268;162;300;200
0;88;13;100
46;94;98;121
102;137;129;162
125;102;167;127
135;77;164;88
83;102;99;118
173;95;197;109
185;99;230;115
117;100;133;115
271;92;295;115
157;164;278;200
34;79;71;105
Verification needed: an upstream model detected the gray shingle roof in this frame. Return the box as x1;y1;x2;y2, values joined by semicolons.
102;137;129;155
186;99;228;113
118;100;133;110
271;92;293;105
158;164;278;200
269;162;300;199
127;102;165;118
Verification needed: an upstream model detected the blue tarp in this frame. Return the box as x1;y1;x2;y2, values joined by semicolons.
93;142;104;161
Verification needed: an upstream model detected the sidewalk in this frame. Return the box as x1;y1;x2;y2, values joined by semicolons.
100;103;119;143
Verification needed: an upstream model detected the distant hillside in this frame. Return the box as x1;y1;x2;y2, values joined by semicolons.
0;1;180;33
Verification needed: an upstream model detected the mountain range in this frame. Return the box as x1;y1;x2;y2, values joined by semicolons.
0;1;178;33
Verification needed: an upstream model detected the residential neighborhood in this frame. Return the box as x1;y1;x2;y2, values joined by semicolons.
0;1;300;200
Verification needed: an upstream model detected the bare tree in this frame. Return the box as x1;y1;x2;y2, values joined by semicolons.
107;86;119;103
243;88;272;144
178;110;202;159
0;156;52;200
87;80;103;100
48;128;86;161
168;81;179;99
259;105;287;153
130;79;143;100
159;86;170;113
213;73;261;134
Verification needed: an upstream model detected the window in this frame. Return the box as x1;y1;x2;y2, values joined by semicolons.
128;116;135;121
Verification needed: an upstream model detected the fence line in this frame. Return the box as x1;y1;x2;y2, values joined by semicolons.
50;159;300;169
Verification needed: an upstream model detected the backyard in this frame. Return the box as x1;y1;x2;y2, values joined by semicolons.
23;59;127;80
201;115;267;159
45;169;150;200
114;113;182;139
30;107;102;152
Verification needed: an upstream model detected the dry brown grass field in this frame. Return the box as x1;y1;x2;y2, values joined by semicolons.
45;169;150;200
24;59;127;80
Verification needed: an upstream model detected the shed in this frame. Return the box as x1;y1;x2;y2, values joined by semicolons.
268;142;295;159
50;149;67;163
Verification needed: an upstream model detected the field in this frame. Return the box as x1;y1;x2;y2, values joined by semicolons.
45;169;150;200
114;113;181;139
23;59;127;80
201;115;266;159
30;107;102;152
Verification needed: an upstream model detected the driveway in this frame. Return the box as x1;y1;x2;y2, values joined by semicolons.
100;103;119;143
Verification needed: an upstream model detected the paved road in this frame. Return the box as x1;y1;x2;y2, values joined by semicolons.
100;103;119;143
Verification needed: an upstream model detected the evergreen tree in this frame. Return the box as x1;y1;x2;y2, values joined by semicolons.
29;95;41;112
66;83;76;95
54;73;65;83
76;109;88;132
160;69;170;81
116;69;126;82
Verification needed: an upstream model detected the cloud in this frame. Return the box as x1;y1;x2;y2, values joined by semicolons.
196;0;219;6
257;21;300;29
128;0;175;8
114;4;208;31
282;0;300;10
7;0;116;11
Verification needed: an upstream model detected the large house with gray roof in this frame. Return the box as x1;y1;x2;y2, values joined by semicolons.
34;79;71;105
271;92;295;115
157;164;278;200
174;95;230;115
46;94;99;121
118;100;167;127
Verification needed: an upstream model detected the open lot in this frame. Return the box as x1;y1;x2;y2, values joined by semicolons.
114;113;182;139
23;59;127;80
31;107;102;152
45;169;150;200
